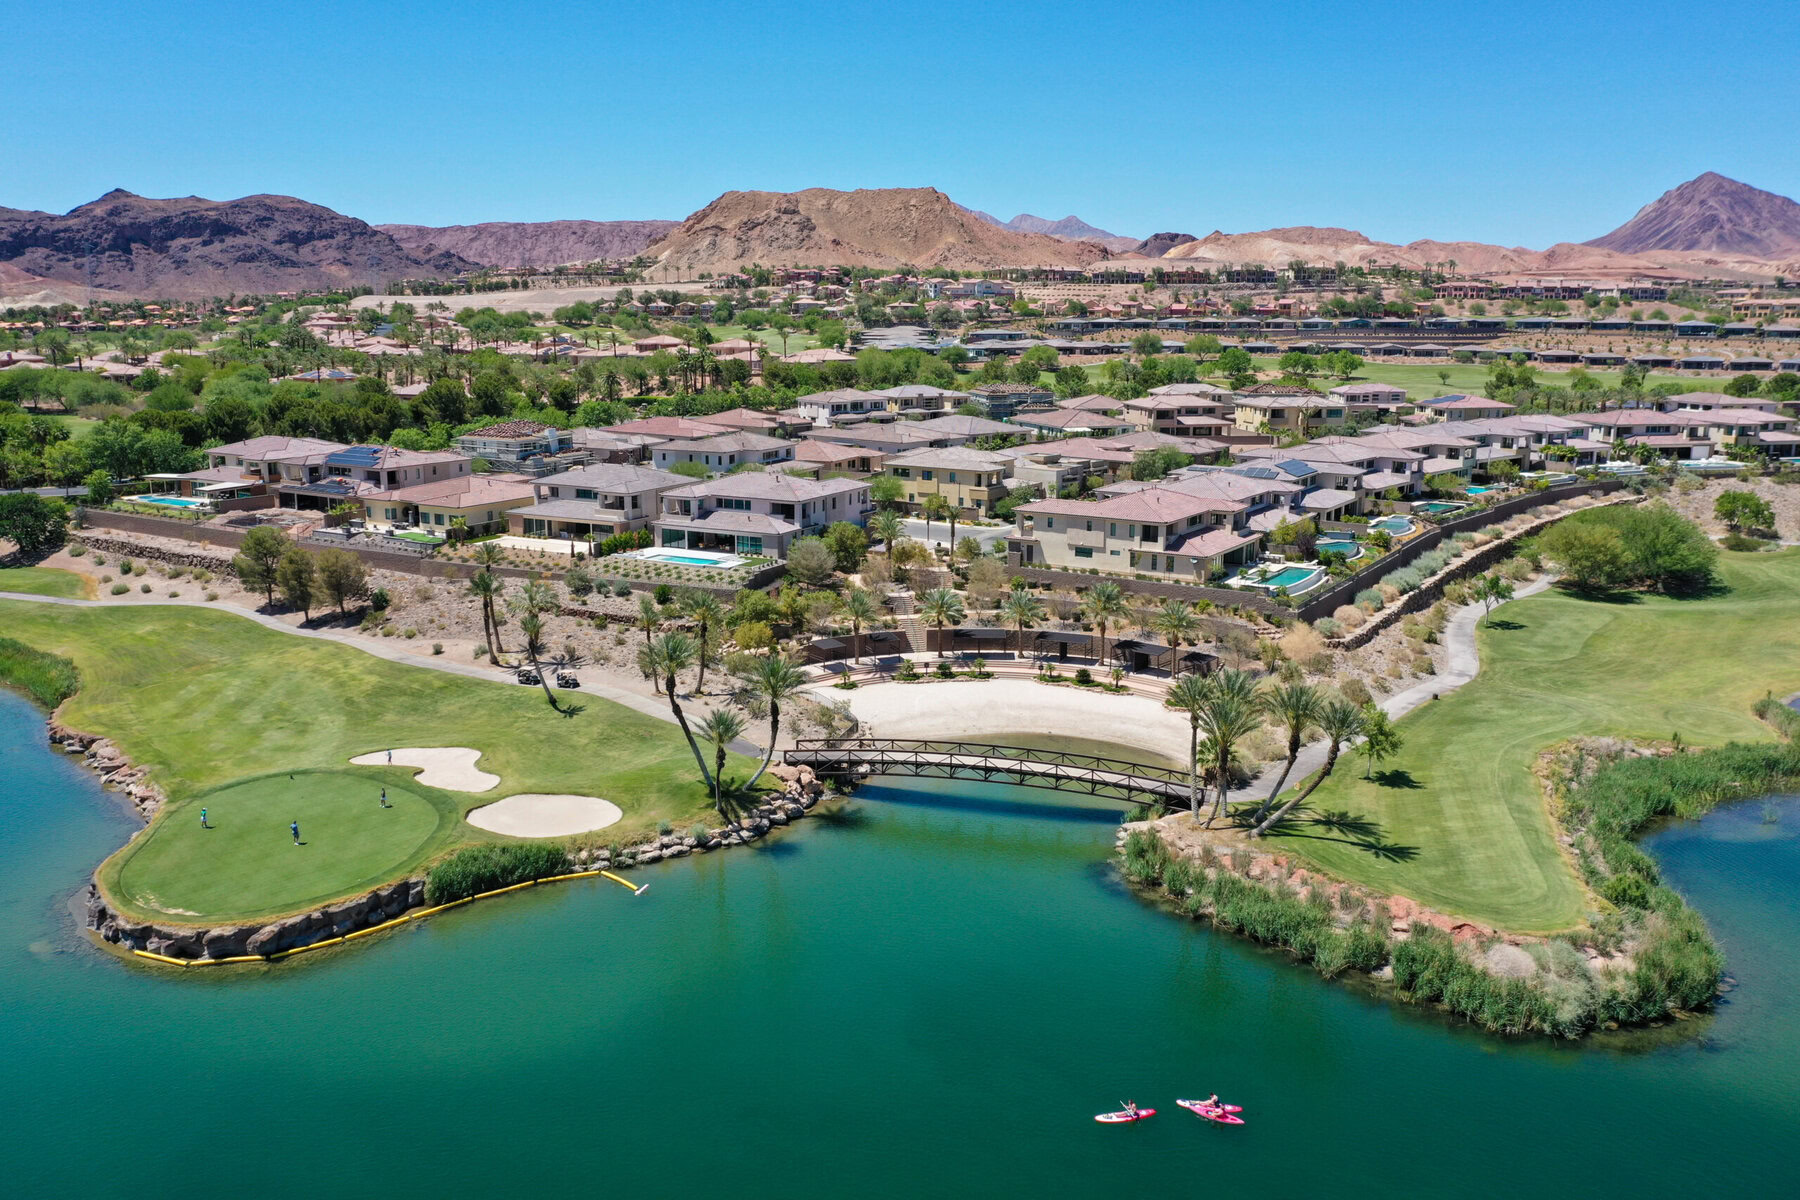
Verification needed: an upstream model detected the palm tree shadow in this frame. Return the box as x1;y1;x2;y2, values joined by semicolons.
557;701;587;719
1264;808;1421;863
1485;618;1527;631
1372;769;1423;789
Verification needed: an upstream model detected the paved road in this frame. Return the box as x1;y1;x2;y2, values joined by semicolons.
0;590;763;753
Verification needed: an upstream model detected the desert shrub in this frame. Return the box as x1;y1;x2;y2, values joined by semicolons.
1354;588;1383;611
425;843;571;903
403;627;418;639
1332;605;1366;630
110;582;130;595
1721;533;1767;552
118;558;134;575
205;591;218;602
0;638;79;708
432;643;444;655
1338;677;1372;706
1314;617;1341;637
1411;652;1435;674
139;583;152;593
1500;557;1533;581
1277;622;1325;665
68;544;87;558
1382;567;1423;594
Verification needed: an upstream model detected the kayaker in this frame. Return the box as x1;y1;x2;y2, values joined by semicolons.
1205;1094;1219;1108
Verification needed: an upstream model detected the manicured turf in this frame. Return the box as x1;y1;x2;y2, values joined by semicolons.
1244;358;1722;400
115;771;442;919
0;599;743;924
1275;549;1800;932
0;566;92;598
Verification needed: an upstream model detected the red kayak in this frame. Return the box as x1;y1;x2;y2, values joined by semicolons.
1177;1099;1245;1124
1095;1107;1155;1123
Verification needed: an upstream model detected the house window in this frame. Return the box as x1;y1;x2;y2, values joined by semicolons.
433;513;445;525
922;470;934;481
575;489;597;500
948;472;958;483
1073;546;1093;559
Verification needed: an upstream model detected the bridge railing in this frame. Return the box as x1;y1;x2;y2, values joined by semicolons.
787;738;1191;789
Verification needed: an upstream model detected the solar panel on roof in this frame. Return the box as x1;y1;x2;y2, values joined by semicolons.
1276;459;1318;477
328;445;384;467
1234;466;1279;480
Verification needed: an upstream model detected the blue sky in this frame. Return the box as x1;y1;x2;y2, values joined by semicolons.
7;0;1797;247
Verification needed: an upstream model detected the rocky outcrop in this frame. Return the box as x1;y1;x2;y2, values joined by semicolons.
378;219;678;268
73;535;234;574
0;189;475;300
87;878;427;959
50;722;166;820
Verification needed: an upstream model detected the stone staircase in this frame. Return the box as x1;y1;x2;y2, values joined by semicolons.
885;590;930;654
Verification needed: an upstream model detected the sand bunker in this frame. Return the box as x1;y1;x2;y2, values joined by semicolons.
466;794;623;837
350;747;499;793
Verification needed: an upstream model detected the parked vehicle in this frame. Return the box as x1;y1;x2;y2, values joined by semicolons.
515;669;540;685
555;672;579;688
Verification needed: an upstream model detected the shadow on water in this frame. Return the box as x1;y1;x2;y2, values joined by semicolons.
863;784;1127;825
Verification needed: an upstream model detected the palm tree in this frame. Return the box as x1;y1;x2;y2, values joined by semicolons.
840;587;879;663
998;584;1045;656
1080;581;1130;670
920;494;952;551
1150;598;1200;675
515;611;563;711
646;632;713;789
681;590;727;693
1251;699;1364;837
1254;682;1324;822
1166;673;1212;819
637;594;660;646
737;655;808;790
697;707;746;817
468;569;503;654
918;586;964;656
869;510;903;554
1197;668;1264;828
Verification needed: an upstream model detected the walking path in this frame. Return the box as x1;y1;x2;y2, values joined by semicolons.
1235;576;1555;803
0;591;759;750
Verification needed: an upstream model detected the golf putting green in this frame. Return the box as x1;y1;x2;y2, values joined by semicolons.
112;770;445;921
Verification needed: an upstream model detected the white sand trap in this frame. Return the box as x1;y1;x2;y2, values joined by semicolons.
466;794;623;838
350;747;499;793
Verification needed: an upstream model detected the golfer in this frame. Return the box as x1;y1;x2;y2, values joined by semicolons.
200;807;209;829
380;787;389;808
290;820;301;846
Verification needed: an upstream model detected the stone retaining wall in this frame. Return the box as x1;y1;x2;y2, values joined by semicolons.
74;535;235;574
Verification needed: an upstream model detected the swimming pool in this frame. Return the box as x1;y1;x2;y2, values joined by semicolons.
634;548;749;569
1371;516;1414;536
1261;566;1320;588
1236;563;1327;593
1413;501;1467;516
1465;485;1499;495
1314;536;1364;559
127;494;206;509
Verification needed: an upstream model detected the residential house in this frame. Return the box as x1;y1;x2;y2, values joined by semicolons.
1577;410;1714;460
274;444;470;511
1006;487;1260;581
793;439;890;476
875;384;971;413
1423;395;1518;421
794;388;887;423
907;413;1020;444
883;447;1013;516
968;382;1053;420
650;431;796;474
1230;384;1342;434
364;474;538;534
506;462;690;541
1011;408;1135;437
452;420;589;477
654;473;872;557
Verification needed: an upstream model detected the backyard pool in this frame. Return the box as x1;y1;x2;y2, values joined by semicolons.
1414;501;1467;516
1465;485;1499;495
127;494;207;509
1371;516;1414;536
635;548;749;569
1236;562;1326;593
1314;535;1363;559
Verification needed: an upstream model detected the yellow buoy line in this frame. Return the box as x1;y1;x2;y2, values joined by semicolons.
127;866;644;969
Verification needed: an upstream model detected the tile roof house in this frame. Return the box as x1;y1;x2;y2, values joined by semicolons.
507;462;692;541
650;431;796;474
883;447;1014;516
363;473;539;535
654;473;872;556
1007;485;1258;579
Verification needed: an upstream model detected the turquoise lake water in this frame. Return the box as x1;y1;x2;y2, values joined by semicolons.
1;689;1795;1197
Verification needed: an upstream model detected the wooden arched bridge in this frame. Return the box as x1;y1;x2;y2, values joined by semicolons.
783;738;1190;806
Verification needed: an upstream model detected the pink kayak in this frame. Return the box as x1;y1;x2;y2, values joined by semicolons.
1095;1108;1155;1123
1177;1099;1245;1124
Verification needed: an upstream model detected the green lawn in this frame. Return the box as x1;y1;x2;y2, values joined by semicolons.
0;600;743;924
1251;358;1725;401
116;772;442;920
0;566;92;598
1272;549;1800;933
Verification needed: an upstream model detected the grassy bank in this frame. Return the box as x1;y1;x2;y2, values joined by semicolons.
0;598;742;925
1273;549;1800;932
0;566;92;598
0;637;80;708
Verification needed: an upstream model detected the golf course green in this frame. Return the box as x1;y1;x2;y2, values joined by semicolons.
1278;547;1800;931
0;596;738;925
114;770;441;919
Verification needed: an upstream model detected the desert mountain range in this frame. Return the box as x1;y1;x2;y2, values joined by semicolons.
0;190;471;302
378;219;678;269
640;188;1110;273
1;174;1796;303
